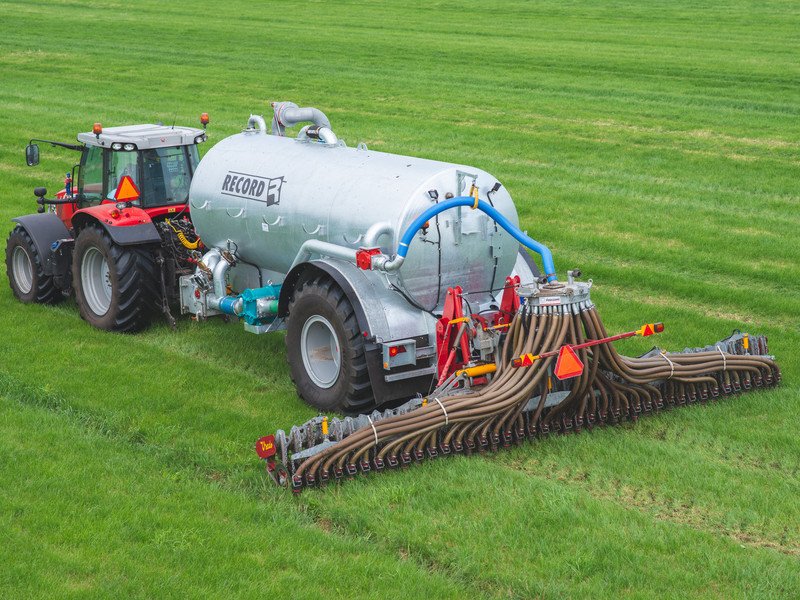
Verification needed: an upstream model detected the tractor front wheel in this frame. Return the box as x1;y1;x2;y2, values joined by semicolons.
5;225;63;304
72;225;158;332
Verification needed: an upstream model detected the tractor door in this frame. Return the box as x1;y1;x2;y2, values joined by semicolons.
54;146;103;228
77;146;105;208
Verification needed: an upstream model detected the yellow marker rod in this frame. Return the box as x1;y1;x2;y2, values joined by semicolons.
321;416;329;436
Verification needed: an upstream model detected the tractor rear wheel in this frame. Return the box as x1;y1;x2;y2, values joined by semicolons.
5;225;63;304
286;274;374;413
72;225;158;332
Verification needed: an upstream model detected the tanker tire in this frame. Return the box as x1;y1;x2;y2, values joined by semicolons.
286;274;374;413
72;225;158;333
5;225;63;304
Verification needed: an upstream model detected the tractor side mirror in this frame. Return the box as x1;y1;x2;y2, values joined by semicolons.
26;143;40;166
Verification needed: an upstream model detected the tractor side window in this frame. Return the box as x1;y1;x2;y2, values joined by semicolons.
141;147;191;207
188;144;200;170
107;151;140;203
78;146;104;206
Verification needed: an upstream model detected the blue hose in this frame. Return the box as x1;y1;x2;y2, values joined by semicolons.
397;196;557;282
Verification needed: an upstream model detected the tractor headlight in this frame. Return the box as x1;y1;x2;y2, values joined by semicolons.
123;143;136;151
111;143;122;150
194;134;207;144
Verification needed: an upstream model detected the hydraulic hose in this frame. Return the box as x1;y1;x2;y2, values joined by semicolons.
374;196;558;282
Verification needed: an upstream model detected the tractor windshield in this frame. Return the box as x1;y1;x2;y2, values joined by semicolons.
105;145;198;207
140;146;196;207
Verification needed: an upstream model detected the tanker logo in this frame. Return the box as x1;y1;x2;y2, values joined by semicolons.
221;171;284;206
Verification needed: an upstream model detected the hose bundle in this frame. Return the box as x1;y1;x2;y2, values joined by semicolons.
272;300;779;493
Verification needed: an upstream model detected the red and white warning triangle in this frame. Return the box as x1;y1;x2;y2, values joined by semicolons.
554;345;584;380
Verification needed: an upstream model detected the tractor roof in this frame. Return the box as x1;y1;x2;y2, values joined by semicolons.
77;124;206;150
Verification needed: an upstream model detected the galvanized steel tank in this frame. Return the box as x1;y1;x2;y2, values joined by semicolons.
189;127;521;309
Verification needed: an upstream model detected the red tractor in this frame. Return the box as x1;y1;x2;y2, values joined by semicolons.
6;117;209;331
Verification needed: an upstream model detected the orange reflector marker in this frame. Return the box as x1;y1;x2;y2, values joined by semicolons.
114;175;140;202
389;345;406;357
554;345;584;380
636;322;664;337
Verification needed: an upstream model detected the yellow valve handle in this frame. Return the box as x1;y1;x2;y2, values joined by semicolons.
448;317;470;325
454;363;497;378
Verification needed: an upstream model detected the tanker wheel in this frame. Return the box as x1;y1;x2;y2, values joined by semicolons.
285;274;374;414
72;225;158;332
5;225;63;304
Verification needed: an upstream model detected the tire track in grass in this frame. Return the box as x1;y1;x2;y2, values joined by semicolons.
0;291;316;436
304;456;800;599
300;504;506;600
0;374;485;598
0;396;472;599
497;456;799;557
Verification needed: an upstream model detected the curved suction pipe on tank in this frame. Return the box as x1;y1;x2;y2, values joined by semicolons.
290;239;358;271
247;115;268;134
194;248;236;310
373;196;558;282
364;221;395;248
212;254;234;302
297;125;339;146
271;102;332;136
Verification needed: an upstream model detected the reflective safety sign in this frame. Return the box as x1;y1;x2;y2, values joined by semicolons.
255;435;277;459
554;345;584;380
114;175;140;202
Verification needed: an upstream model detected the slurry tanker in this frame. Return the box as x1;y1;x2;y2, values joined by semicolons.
7;103;780;490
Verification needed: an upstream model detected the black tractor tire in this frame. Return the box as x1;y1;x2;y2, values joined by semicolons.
72;225;158;332
285;274;375;414
5;225;63;304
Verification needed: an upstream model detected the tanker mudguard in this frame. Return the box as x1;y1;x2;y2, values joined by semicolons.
11;213;71;275
279;258;436;344
280;259;439;403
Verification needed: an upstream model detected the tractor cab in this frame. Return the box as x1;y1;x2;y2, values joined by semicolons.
25;119;208;226
76;124;205;206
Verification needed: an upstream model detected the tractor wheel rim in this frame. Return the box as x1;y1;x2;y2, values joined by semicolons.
12;246;33;294
81;246;112;316
300;315;341;389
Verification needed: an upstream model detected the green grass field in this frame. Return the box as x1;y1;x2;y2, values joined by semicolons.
1;1;798;597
